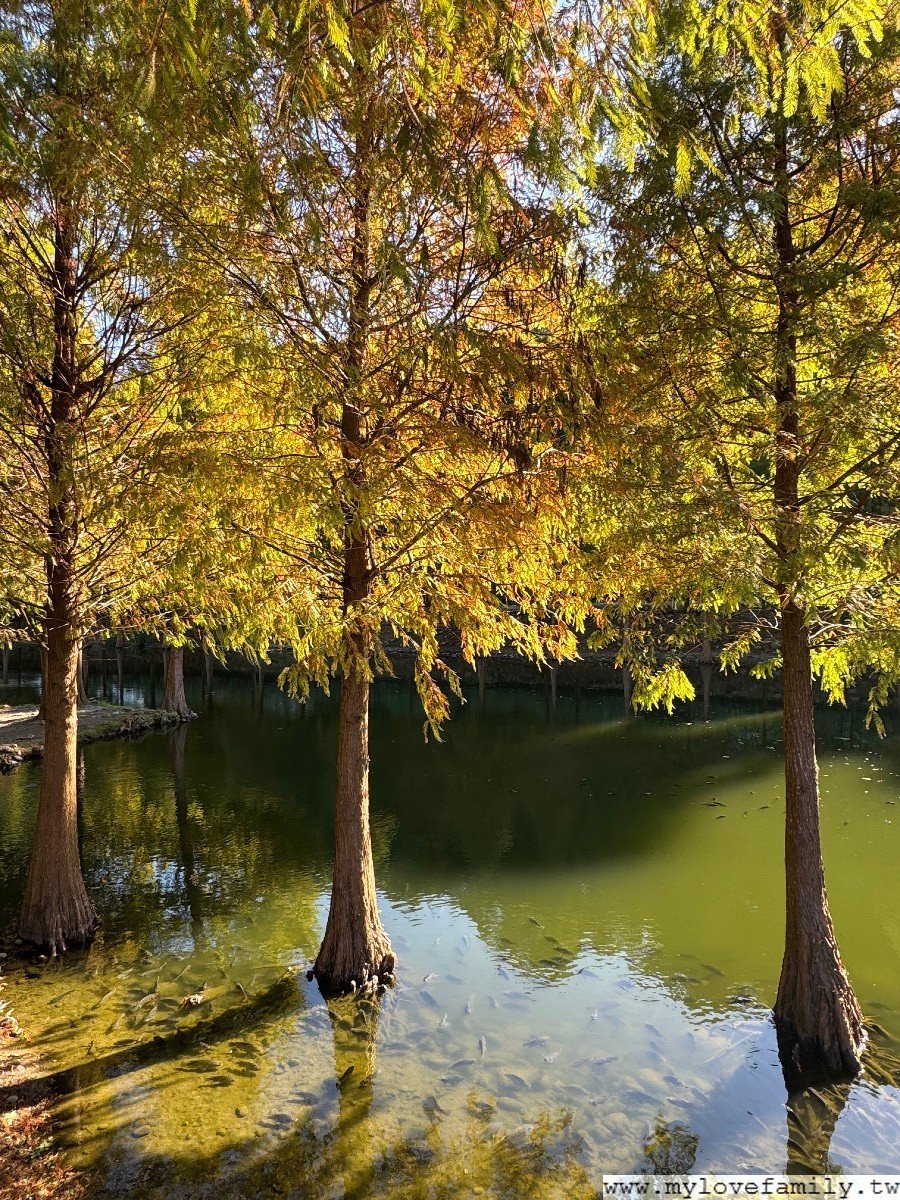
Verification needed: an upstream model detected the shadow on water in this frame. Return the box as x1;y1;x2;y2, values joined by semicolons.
36;981;600;1200
0;972;305;1115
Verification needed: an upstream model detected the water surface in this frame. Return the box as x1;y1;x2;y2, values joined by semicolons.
0;673;898;1197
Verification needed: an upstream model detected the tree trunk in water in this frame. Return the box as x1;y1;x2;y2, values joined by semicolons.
769;111;863;1080
20;200;98;953
314;664;394;995
20;628;98;952
162;646;193;721
313;32;393;997
773;601;864;1080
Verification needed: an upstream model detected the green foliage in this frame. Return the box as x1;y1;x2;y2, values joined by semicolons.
572;0;900;718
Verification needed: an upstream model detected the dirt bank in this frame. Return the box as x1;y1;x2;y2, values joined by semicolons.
0;704;180;774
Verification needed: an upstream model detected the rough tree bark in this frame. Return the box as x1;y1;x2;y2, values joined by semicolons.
314;644;394;995
770;115;864;1079
774;600;864;1078
162;645;194;721
313;53;394;995
19;206;98;953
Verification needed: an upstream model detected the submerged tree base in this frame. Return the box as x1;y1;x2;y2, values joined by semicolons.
313;927;396;998
18;890;99;958
774;948;866;1085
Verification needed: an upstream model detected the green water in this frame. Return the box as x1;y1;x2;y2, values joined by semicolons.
0;674;898;1197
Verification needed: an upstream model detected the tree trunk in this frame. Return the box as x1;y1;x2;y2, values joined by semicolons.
162;645;194;721
769;112;863;1080
20;624;98;952
774;601;864;1079
20;200;99;953
314;661;394;995
313;47;393;996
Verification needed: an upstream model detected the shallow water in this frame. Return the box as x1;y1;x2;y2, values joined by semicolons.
0;673;898;1196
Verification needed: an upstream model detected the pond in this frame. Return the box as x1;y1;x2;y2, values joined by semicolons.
0;673;898;1197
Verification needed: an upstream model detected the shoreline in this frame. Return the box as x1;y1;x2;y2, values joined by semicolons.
0;704;181;775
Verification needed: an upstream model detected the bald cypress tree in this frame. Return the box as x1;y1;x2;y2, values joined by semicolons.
582;0;900;1076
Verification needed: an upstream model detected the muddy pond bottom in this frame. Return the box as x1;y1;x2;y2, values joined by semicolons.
0;675;898;1197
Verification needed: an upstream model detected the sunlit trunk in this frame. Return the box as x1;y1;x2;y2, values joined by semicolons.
770;114;863;1078
774;601;864;1077
315;647;393;994
313;30;393;996
20;619;98;951
20;205;98;953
